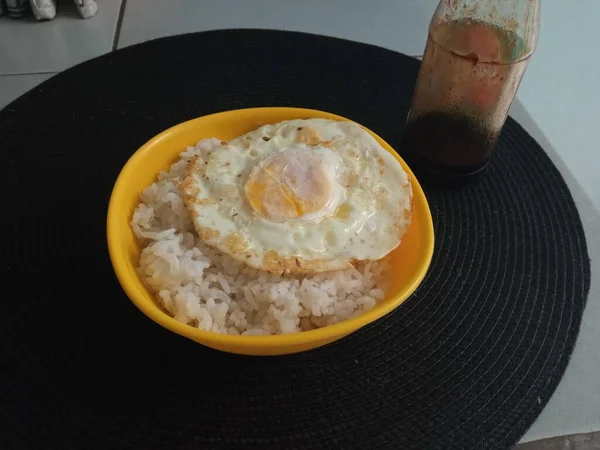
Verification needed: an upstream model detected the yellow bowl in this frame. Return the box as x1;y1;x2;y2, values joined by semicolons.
107;107;434;355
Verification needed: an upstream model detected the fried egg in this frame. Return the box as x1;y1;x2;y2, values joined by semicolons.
181;118;412;275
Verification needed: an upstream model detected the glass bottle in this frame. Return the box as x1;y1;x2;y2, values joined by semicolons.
402;0;540;184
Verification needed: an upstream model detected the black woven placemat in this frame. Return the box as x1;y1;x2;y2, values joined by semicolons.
0;30;590;450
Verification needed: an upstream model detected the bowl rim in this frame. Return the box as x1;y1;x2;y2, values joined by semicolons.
107;107;434;350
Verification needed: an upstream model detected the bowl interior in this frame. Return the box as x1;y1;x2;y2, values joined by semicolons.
107;107;434;354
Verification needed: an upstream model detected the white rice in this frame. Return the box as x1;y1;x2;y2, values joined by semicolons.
131;138;389;335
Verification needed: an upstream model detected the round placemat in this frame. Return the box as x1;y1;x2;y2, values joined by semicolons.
0;30;590;450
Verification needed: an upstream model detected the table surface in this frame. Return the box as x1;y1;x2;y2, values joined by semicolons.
0;0;598;445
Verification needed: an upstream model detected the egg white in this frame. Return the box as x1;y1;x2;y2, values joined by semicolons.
181;118;413;275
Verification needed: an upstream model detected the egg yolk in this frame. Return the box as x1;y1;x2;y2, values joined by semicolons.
245;150;332;221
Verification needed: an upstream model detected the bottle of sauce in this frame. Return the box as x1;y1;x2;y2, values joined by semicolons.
402;0;540;184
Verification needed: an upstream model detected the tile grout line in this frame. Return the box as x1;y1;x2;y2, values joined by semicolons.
112;0;128;51
0;71;57;77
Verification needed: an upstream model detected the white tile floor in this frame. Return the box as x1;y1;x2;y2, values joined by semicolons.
118;0;436;56
0;0;121;74
516;0;600;215
1;1;599;446
0;72;55;107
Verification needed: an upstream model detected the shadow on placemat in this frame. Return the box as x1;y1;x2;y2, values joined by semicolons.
515;432;600;450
